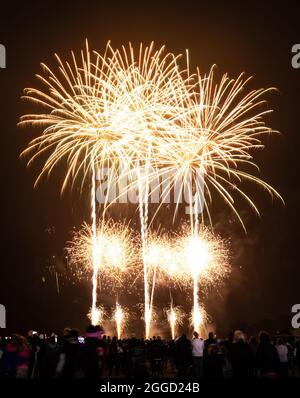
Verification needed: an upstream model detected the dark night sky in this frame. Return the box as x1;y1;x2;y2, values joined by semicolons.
0;0;299;336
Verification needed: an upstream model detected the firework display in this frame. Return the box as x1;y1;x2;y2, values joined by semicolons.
20;41;281;338
113;302;129;340
66;221;138;283
66;220;138;324
166;304;184;340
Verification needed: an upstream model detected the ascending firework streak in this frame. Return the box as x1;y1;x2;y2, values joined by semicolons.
146;232;175;336
187;234;209;333
169;306;177;340
113;302;128;340
188;305;208;335
166;301;184;340
91;163;99;325
137;165;151;339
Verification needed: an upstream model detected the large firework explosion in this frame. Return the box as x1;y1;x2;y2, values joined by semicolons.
20;41;281;336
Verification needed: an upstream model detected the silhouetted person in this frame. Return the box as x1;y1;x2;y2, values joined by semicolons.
108;336;122;376
82;325;104;379
229;330;253;378
175;334;192;377
256;331;280;378
39;335;60;379
26;330;39;378
249;336;258;376
150;336;163;377
249;336;258;355
131;339;147;377
56;329;80;379
204;344;223;378
204;332;216;355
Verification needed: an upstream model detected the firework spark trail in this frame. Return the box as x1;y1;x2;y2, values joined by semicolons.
193;275;201;333
144;149;152;339
192;197;201;333
137;166;151;339
188;230;207;334
114;302;125;340
55;272;60;295
169;305;176;340
167;300;184;340
91;162;99;325
146;231;175;334
189;305;208;337
185;180;202;333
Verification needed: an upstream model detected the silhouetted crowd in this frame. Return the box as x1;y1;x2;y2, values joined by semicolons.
1;326;300;379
